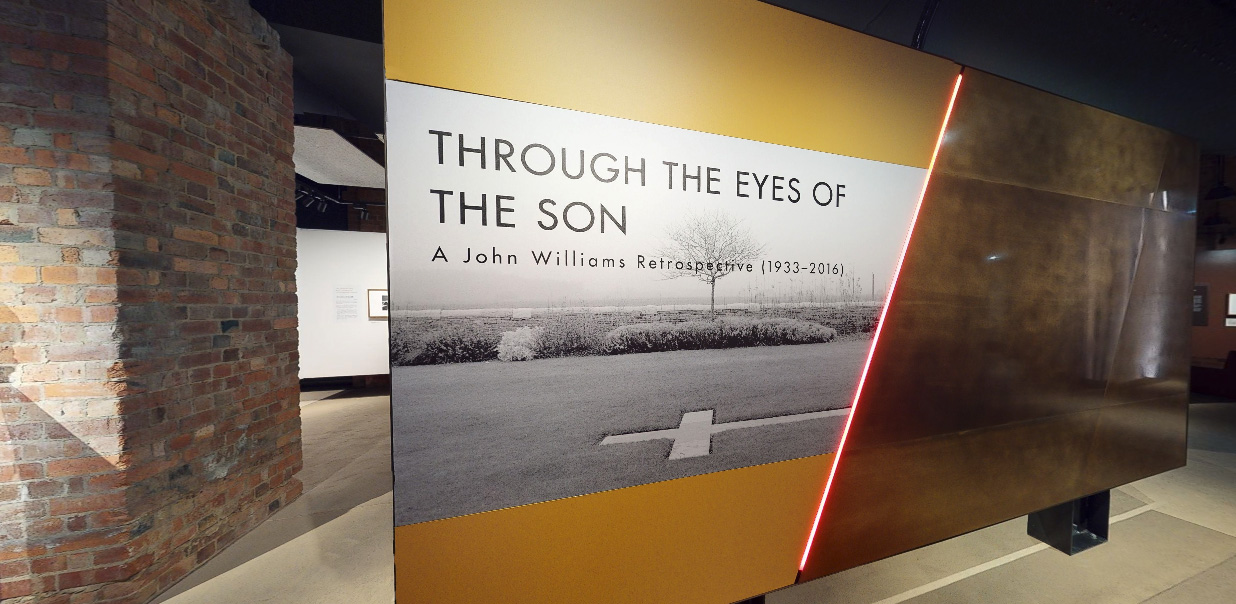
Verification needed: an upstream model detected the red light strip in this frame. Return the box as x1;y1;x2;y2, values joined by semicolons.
798;72;964;572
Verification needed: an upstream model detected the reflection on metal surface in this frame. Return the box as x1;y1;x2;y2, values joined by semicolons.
799;73;964;571
798;70;1197;581
933;71;1178;211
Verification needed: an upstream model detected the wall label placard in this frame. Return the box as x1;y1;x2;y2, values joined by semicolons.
333;287;360;321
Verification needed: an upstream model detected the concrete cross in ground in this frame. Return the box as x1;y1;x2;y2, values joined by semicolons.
599;408;850;460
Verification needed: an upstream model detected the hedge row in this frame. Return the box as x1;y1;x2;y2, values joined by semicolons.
394;317;835;365
601;318;836;355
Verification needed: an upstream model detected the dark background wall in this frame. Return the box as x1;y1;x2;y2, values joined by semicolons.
1193;156;1236;365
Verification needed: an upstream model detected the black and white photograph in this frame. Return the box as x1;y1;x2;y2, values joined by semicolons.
369;288;390;319
385;82;927;526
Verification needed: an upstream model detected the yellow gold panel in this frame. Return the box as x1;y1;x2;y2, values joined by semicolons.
383;0;959;168
395;454;833;603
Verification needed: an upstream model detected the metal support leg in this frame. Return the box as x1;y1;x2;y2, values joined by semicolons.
1027;490;1110;555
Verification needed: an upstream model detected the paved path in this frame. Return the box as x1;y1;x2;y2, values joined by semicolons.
393;339;871;525
601;407;852;459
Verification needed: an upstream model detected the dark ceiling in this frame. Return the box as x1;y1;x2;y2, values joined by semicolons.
769;0;1236;154
249;0;1236;154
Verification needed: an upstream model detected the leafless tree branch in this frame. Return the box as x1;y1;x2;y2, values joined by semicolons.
658;210;764;314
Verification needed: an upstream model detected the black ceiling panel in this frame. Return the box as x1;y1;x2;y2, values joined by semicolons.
252;0;1236;153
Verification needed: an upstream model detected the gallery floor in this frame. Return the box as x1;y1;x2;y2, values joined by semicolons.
153;391;1236;604
151;389;395;604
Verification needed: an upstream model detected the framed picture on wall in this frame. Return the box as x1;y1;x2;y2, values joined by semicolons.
368;289;389;319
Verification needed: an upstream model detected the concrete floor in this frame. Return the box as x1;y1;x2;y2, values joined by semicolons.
152;390;394;604
153;393;1236;604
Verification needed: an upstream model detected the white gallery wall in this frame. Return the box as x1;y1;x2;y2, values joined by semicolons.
296;228;390;378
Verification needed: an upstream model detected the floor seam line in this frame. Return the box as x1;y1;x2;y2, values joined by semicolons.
870;503;1158;604
1146;506;1236;540
1135;550;1236;604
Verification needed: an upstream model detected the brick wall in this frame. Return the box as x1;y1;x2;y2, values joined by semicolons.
0;1;126;600
0;1;300;602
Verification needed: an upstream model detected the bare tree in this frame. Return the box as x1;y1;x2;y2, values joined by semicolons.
660;210;764;316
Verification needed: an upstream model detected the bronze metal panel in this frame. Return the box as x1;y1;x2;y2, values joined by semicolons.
799;398;1184;578
798;69;1195;583
1076;395;1189;495
1155;134;1200;214
1103;210;1195;406
841;174;1146;451
800;410;1102;578
935;70;1171;209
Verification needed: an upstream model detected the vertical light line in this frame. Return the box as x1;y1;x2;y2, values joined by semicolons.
798;72;964;572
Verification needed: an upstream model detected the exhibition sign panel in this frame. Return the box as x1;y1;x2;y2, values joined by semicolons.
383;0;964;601
386;81;926;526
384;0;1192;602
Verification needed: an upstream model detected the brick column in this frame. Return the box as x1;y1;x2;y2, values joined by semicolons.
0;1;300;602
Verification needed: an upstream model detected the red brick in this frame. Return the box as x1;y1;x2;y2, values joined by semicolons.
168;434;192;451
47;493;124;517
172;226;220;245
13;167;51;186
84;288;117;303
50;55;71;74
85;306;118;323
0;306;38;323
41;266;78;285
32;149;56;168
0;578;33;599
0;105;31;126
0;146;29;164
0;558;31;577
173;257;218;274
109;66;167;104
9;48;46;68
112;141;168;171
26;480;64;499
46;457;117;478
91;563;133;583
53;306;83;323
88;509;131;529
32;111;106;132
30;31;106;57
56;570;88;590
38;228;107;246
0;266;36;283
23;365;60;382
171;162;215;187
31;555;67;574
43;383;112;398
